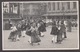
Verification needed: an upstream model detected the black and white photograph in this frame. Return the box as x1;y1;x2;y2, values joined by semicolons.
2;1;79;50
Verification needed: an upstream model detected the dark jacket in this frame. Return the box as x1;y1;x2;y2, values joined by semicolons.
50;26;58;35
60;24;66;33
21;24;27;31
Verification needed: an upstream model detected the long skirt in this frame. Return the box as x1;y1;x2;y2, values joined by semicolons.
16;31;21;39
8;31;17;41
31;31;41;43
57;32;62;42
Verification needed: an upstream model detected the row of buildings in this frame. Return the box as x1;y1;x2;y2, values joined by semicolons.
2;1;78;29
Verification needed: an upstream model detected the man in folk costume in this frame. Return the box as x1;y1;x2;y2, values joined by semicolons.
62;20;67;38
37;22;41;36
38;20;46;37
56;20;64;44
57;25;62;44
21;19;27;37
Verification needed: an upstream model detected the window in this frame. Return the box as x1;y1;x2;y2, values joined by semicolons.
3;3;9;13
73;2;77;9
67;2;70;9
62;2;64;10
48;2;51;11
53;2;55;10
57;2;60;10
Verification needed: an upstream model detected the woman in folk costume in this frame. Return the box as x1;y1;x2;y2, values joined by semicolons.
57;21;66;44
26;22;32;43
8;24;18;42
28;22;41;46
38;21;46;37
21;19;27;37
16;22;22;41
50;21;58;43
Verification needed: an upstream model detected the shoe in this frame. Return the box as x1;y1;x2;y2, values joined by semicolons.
58;41;61;44
8;38;11;39
17;39;20;41
64;37;67;38
28;41;31;43
55;42;58;44
30;43;33;46
52;40;53;43
23;36;25;37
41;35;44;37
38;43;40;45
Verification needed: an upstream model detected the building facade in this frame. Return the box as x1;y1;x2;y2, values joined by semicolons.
19;2;47;20
2;1;78;29
43;1;78;23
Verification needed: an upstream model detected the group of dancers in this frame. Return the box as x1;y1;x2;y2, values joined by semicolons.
50;20;67;44
8;19;68;46
8;19;46;45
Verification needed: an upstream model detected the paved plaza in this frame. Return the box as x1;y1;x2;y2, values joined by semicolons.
2;27;79;50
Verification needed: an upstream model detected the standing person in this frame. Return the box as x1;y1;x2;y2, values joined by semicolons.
28;22;41;46
8;19;13;29
50;21;58;43
56;25;62;44
64;20;67;27
61;21;67;38
37;22;41;36
67;20;72;32
21;20;27;37
26;22;31;43
64;20;67;31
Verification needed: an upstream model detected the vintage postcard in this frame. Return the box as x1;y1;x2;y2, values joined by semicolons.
2;1;79;50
